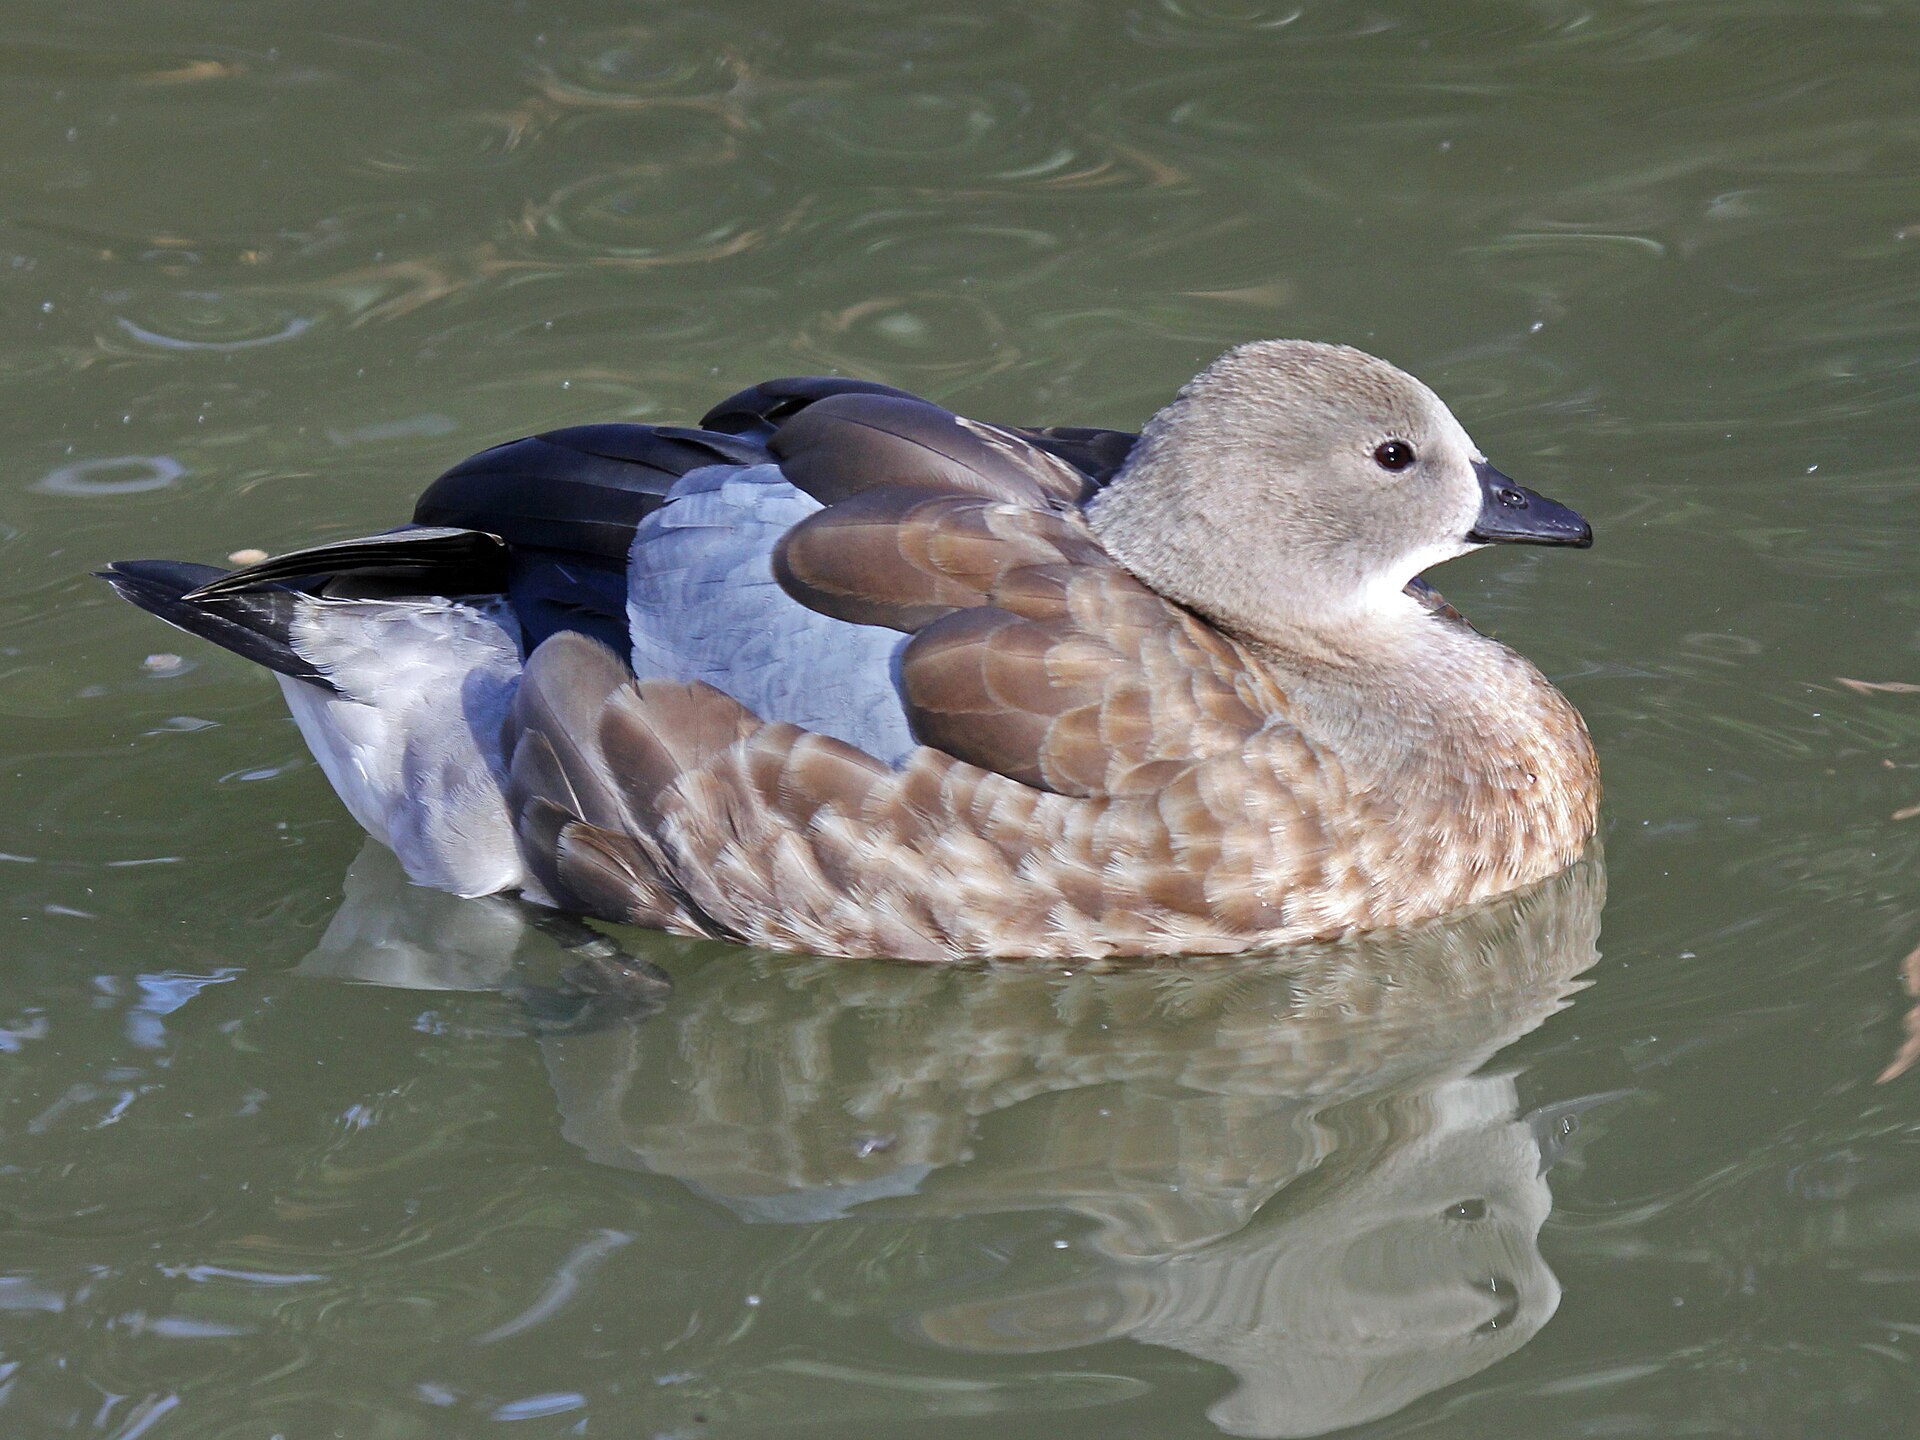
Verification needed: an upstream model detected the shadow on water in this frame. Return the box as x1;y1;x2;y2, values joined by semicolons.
302;841;1609;1437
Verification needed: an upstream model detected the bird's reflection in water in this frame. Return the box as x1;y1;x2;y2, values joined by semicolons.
304;842;1606;1439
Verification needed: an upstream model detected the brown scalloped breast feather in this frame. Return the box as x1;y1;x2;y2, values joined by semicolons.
506;628;1595;962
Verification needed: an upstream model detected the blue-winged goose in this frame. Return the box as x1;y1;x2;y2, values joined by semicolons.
101;341;1599;960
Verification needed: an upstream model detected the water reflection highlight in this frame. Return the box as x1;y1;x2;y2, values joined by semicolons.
305;843;1605;1436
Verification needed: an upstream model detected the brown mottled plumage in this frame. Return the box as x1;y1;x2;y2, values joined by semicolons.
103;341;1599;960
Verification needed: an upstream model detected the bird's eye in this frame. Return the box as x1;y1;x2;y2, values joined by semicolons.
1373;439;1417;472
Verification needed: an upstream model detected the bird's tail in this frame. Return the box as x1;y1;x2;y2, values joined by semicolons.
96;559;334;691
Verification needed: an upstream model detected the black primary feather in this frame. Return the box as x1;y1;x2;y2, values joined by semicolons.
183;526;508;601
698;376;921;441
414;423;767;562
97;560;337;692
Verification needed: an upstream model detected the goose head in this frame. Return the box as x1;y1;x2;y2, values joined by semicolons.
1086;340;1590;648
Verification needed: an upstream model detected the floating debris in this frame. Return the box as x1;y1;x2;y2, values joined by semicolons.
1836;677;1920;695
142;652;186;675
227;548;268;565
1877;943;1920;1083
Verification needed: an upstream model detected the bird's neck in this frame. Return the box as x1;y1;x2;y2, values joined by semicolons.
1246;606;1600;897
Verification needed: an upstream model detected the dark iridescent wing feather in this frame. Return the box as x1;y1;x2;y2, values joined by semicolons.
413;423;766;562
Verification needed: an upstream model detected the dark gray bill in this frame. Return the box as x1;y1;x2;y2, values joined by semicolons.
1467;461;1593;548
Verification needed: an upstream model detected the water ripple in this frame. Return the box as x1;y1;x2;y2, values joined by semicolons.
33;455;184;497
110;295;315;353
527;24;745;108
530;166;791;263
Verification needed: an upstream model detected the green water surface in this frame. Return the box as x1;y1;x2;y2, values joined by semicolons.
5;2;1920;1436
